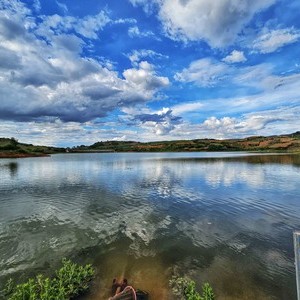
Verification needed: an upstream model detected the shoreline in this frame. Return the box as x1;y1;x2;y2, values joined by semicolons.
70;149;300;154
0;152;50;159
1;150;299;159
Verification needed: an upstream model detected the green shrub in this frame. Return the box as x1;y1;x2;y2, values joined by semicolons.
170;276;215;300
4;259;94;300
207;143;226;151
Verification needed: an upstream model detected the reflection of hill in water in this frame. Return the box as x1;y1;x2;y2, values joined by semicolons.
157;154;300;166
8;162;18;177
0;161;19;178
227;154;300;166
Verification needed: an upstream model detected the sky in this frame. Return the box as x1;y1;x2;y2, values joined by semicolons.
0;0;300;147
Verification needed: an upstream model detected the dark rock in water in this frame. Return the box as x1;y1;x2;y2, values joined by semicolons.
136;289;149;300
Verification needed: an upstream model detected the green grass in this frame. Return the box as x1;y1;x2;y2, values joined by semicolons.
170;276;215;300
3;259;94;300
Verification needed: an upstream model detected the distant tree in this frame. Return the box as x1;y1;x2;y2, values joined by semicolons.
7;137;19;150
10;137;18;145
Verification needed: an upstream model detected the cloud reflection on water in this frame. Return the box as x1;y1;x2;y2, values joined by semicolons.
0;153;299;299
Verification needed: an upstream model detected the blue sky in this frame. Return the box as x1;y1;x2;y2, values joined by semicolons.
0;0;300;146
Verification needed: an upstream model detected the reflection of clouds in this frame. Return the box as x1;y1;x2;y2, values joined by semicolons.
1;152;300;289
175;196;298;252
105;157;266;201
140;163;183;198
135;157;300;192
175;216;294;288
0;192;172;279
202;161;265;187
120;159;205;202
85;204;172;257
176;217;239;248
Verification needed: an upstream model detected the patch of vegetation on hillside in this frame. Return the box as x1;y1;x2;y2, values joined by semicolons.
0;138;65;158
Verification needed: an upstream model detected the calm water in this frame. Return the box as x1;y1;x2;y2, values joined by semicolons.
0;152;300;299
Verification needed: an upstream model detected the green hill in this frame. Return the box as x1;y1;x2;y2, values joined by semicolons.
2;132;300;158
71;132;300;153
0;138;65;158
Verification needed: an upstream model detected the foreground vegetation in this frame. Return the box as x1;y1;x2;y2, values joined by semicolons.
72;131;300;153
3;259;94;300
170;277;215;300
3;261;214;300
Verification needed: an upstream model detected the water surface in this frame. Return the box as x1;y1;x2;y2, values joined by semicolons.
0;152;299;299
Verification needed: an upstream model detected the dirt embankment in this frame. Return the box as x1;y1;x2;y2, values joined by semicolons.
0;152;50;158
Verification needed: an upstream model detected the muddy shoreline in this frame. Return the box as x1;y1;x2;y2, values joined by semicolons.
0;152;50;158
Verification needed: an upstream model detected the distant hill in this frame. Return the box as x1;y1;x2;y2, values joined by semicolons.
71;132;300;153
1;132;300;158
0;138;65;158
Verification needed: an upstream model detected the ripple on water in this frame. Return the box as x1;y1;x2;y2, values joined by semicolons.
0;153;299;299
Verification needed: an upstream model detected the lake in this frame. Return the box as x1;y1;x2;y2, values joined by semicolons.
0;152;299;299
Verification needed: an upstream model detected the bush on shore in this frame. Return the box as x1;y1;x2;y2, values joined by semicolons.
170;276;215;300
4;259;94;300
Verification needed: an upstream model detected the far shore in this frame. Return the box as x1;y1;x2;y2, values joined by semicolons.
0;152;50;159
1;132;300;158
1;150;300;160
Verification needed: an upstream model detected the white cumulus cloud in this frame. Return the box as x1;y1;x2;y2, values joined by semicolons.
128;26;156;39
172;102;204;115
37;11;110;39
174;58;229;87
223;50;247;63
130;0;276;48
128;0;157;15
127;49;168;66
252;27;300;54
123;61;169;94
0;2;170;123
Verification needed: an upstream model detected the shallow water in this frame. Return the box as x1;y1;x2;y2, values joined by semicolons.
0;152;299;299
